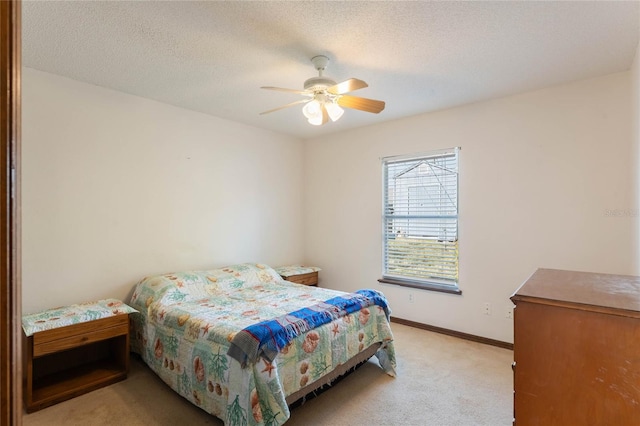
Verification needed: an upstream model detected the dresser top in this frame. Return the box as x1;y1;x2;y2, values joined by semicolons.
511;268;640;313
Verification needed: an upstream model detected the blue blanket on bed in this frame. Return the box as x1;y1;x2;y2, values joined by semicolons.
227;289;390;367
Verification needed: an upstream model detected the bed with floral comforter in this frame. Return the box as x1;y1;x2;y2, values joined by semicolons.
129;263;396;426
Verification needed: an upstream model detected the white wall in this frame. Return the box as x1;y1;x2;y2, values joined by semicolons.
22;68;304;314
303;72;635;343
23;66;638;342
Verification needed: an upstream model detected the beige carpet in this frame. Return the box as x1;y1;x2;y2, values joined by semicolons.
23;323;513;425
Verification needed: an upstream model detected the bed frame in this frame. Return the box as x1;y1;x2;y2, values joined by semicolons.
285;342;381;405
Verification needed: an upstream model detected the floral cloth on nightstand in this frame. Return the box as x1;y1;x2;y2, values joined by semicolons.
274;265;321;277
22;298;138;336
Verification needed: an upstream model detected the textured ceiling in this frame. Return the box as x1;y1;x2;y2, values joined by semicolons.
23;1;640;140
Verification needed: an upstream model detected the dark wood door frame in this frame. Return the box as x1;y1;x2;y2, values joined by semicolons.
1;0;22;424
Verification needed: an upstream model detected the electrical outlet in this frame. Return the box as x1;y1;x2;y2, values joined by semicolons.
506;308;514;319
408;293;414;303
483;302;491;316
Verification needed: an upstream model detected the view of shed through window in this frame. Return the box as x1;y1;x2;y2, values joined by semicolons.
381;148;459;292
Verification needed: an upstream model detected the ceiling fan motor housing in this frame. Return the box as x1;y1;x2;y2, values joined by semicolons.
304;76;337;91
304;55;336;91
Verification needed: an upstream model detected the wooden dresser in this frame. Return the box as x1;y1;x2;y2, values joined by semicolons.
510;268;640;425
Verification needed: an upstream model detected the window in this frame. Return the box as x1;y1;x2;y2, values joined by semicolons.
380;148;460;294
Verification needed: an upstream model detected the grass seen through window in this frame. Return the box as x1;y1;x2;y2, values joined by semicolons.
386;237;458;282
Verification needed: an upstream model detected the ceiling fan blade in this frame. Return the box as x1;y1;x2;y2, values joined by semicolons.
260;99;310;115
327;78;368;95
321;105;329;125
261;86;309;95
337;95;385;114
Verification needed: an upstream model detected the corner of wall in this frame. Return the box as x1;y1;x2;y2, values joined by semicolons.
632;41;640;274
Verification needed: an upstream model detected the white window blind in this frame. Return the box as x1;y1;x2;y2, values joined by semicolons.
382;148;459;288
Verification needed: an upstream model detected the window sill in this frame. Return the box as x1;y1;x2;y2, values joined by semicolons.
377;277;462;295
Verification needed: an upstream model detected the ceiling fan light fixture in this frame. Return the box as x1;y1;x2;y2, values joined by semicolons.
302;99;322;120
324;101;344;122
307;115;324;126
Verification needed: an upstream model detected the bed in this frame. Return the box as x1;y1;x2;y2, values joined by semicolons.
128;263;396;426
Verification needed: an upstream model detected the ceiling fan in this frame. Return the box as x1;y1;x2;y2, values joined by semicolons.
260;55;385;126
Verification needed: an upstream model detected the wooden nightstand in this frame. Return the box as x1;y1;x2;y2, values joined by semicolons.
22;300;136;412
275;265;321;286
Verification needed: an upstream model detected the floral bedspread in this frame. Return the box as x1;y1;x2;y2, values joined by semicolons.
129;263;396;426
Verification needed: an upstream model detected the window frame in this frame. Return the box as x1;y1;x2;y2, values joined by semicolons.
378;148;461;295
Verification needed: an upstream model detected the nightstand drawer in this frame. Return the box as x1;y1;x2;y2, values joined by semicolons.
286;271;318;286
34;316;129;357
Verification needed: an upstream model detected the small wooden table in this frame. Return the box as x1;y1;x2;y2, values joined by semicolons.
22;299;137;412
275;265;321;286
